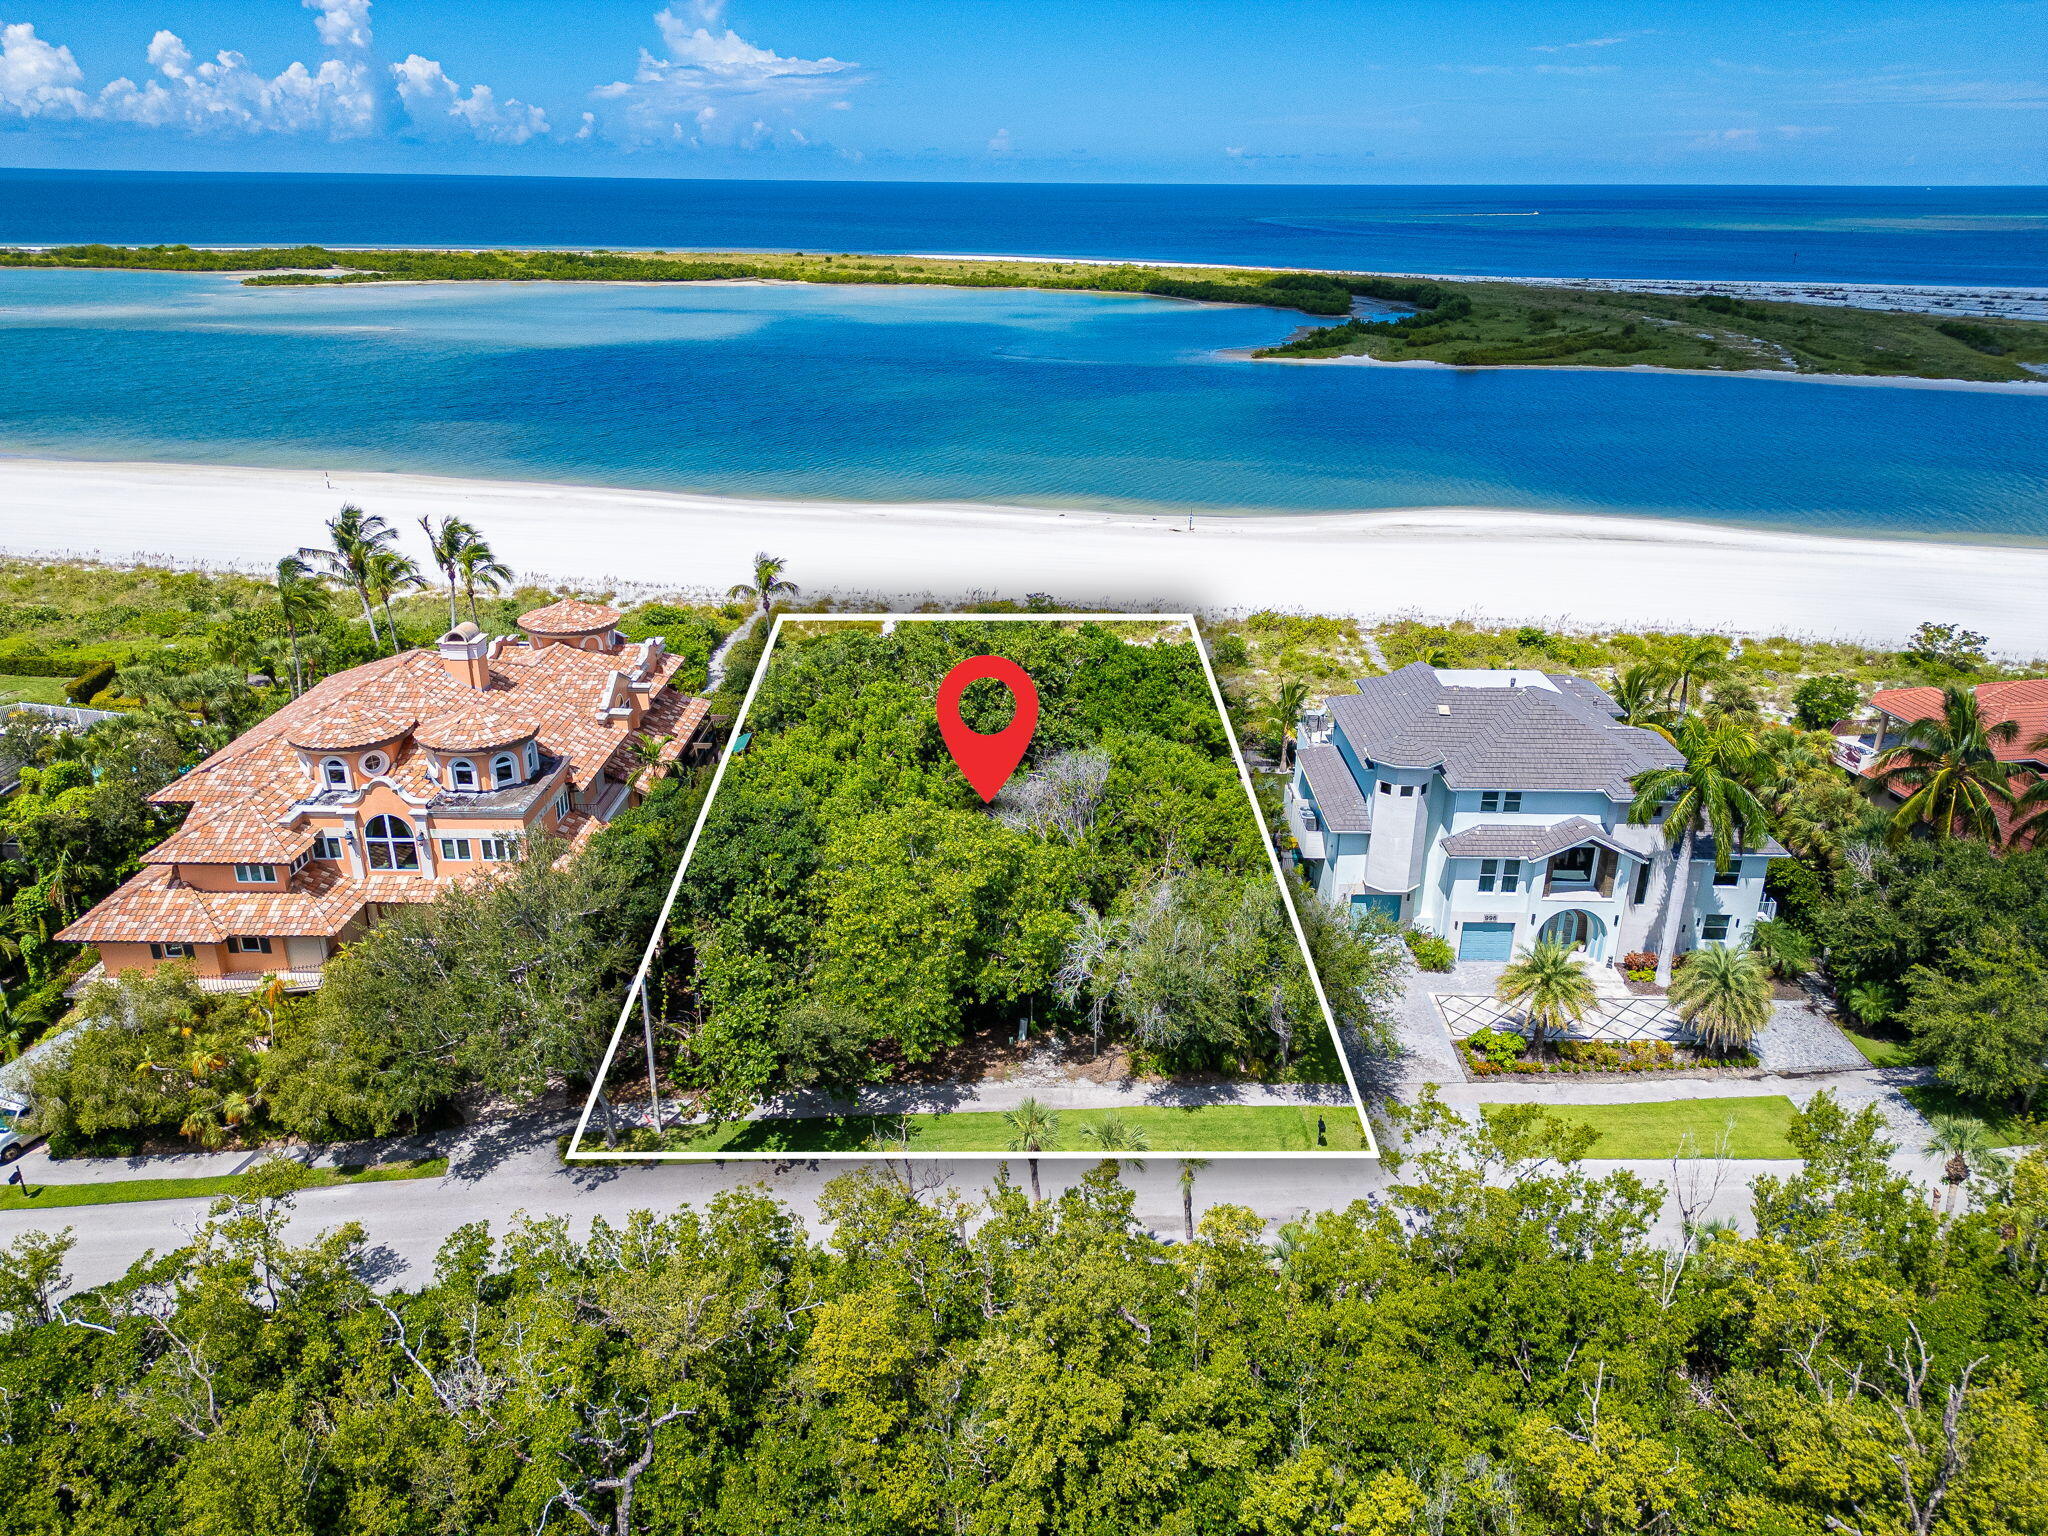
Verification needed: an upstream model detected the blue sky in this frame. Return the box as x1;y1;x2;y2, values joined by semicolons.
0;0;2040;182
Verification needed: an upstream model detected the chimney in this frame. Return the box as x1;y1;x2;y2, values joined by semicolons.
438;622;492;690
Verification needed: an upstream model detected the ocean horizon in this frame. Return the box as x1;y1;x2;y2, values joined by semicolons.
2;172;2044;287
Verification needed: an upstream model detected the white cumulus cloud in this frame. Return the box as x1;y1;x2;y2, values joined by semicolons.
591;2;861;148
391;54;548;144
0;22;91;119
304;0;373;52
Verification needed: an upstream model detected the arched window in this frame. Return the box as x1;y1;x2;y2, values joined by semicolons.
524;741;539;774
449;758;477;791
492;753;518;788
321;757;349;789
363;814;420;871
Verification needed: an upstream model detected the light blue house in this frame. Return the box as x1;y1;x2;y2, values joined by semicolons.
1283;664;1780;963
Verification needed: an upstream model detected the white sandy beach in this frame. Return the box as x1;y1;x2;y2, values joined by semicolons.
3;455;2046;651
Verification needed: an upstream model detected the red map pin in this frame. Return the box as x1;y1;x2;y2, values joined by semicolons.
937;654;1039;802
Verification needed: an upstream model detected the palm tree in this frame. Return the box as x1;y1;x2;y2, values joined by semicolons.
1658;635;1731;715
1610;662;1675;737
1923;1114;1998;1215
1668;944;1773;1057
273;554;325;696
1005;1096;1059;1200
364;547;424;655
1078;1113;1150;1154
1264;678;1310;767
418;514;482;629
302;503;398;651
453;538;514;625
1628;713;1772;987
728;551;799;621
1872;683;2018;846
1746;918;1813;980
1178;1157;1210;1242
1494;937;1598;1050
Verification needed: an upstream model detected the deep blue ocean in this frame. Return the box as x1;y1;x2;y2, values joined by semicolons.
1;171;2044;285
2;266;2042;539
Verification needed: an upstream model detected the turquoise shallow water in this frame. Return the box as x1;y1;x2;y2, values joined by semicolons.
1;269;2043;539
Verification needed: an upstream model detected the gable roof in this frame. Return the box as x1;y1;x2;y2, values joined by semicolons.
1439;817;1634;862
1326;663;1682;798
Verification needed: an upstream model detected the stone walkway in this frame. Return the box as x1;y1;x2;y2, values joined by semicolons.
747;1078;1354;1121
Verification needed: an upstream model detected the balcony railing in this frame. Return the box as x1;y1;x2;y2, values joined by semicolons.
65;963;328;1000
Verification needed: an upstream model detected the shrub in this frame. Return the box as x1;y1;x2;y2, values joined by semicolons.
1463;1026;1526;1067
1403;929;1456;972
1620;951;1657;973
1208;633;1248;667
65;658;118;704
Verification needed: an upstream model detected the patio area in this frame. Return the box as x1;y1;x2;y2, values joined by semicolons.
1434;989;1684;1044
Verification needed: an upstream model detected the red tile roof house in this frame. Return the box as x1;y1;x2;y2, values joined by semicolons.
1833;677;2048;846
59;600;709;993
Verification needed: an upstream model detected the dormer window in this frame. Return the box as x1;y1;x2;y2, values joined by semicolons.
321;757;349;789
492;753;518;788
524;742;540;774
450;758;477;791
361;752;388;776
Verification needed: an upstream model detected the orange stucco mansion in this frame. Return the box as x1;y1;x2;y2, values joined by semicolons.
60;599;709;989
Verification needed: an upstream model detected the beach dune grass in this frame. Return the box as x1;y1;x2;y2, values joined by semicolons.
601;1104;1365;1156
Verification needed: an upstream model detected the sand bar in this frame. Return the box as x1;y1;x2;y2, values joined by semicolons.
3;455;2046;652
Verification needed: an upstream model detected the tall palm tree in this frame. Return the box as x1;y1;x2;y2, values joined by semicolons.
364;547;424;655
1264;678;1310;768
453;538;514;625
273;554;325;696
728;551;799;621
1923;1114;1998;1216
1658;635;1731;715
418;514;482;629
1667;944;1773;1057
302;503;399;651
1178;1157;1210;1242
1629;713;1772;986
1872;683;2018;845
1005;1096;1059;1200
1494;937;1598;1049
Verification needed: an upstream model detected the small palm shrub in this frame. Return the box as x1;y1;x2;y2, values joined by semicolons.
1669;945;1773;1056
1748;919;1813;979
1403;929;1457;971
1463;1026;1526;1066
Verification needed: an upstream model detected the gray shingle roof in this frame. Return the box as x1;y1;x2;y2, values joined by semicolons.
1438;817;1635;861
1295;744;1372;832
1327;663;1683;797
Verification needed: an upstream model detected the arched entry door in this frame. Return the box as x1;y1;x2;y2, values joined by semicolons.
1538;908;1607;960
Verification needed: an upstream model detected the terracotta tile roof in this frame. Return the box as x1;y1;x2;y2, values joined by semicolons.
415;699;540;753
518;598;622;635
1869;678;2048;765
284;704;420;753
144;814;318;867
56;860;504;945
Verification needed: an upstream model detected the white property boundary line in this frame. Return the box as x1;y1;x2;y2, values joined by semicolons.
567;611;1377;1162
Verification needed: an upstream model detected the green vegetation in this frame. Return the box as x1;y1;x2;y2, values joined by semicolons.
0;1094;2037;1532
1256;277;2048;381
596;1102;1364;1154
1899;1085;2042;1150
1842;1027;1919;1068
644;620;1402;1123
9;242;2044;379
1502;1094;1804;1158
0;1156;445;1211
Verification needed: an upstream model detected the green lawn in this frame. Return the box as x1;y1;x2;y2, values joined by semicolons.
596;1104;1366;1156
0;674;71;706
1842;1028;1919;1068
1522;1097;1803;1159
0;1158;447;1212
1901;1087;2042;1150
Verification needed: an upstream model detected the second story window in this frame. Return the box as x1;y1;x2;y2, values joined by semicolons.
149;941;194;960
364;814;420;871
1479;791;1524;814
1478;858;1522;894
449;758;477;791
479;836;517;861
311;833;343;860
229;935;273;954
321;757;349;789
233;862;276;884
439;838;472;861
492;753;518;788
